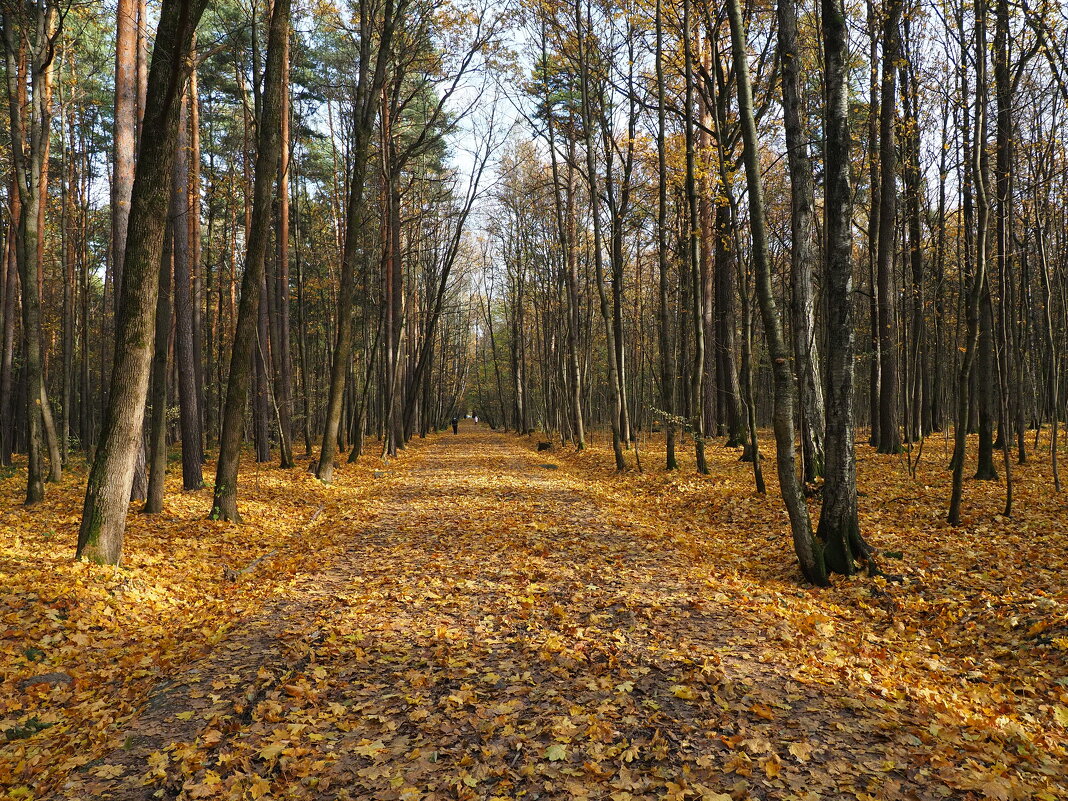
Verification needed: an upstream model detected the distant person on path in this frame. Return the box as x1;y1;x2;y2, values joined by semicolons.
451;416;459;435
474;414;479;424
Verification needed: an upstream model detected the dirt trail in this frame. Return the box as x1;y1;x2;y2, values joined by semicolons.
80;426;987;800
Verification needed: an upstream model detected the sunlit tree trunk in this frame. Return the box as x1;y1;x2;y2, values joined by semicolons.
317;0;405;482
77;0;209;564
2;1;61;503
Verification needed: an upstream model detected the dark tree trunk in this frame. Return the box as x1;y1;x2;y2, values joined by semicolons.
875;0;903;454
816;0;868;575
683;0;707;474
145;231;173;515
777;0;825;481
212;0;291;520
726;0;827;585
949;0;989;525
655;0;676;470
173;94;203;489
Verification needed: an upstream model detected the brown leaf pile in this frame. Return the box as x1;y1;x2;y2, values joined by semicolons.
1;427;1065;801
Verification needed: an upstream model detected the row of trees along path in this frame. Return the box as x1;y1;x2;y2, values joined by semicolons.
0;0;1066;794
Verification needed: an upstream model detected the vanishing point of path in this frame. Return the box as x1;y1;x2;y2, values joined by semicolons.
81;426;995;800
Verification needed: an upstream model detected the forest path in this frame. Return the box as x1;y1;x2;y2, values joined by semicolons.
88;425;966;800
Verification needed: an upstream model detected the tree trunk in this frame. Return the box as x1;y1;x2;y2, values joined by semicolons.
77;0;209;564
726;0;827;585
876;0;903;454
317;0;405;482
683;0;707;474
2;3;59;503
145;231;173;515
949;0;989;526
173;93;203;489
655;0;676;470
274;22;294;468
577;0;625;472
211;0;291;520
816;0;868;575
777;0;825;481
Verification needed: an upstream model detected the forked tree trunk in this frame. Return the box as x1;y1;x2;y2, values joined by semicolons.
2;2;60;503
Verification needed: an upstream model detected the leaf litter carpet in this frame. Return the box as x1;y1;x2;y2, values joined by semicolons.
2;426;1066;800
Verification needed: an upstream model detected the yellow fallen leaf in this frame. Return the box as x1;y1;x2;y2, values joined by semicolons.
1054;706;1068;728
259;741;287;761
545;743;567;761
788;741;814;762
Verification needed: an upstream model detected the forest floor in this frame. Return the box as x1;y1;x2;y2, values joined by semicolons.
0;425;1066;801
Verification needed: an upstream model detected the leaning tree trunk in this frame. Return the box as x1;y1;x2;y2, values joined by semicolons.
211;0;291;521
77;0;209;564
316;0;404;482
726;0;827;586
777;0;825;481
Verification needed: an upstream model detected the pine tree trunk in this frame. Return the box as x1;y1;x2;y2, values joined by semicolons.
145;231;173;515
173;94;203;489
317;0;405;482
